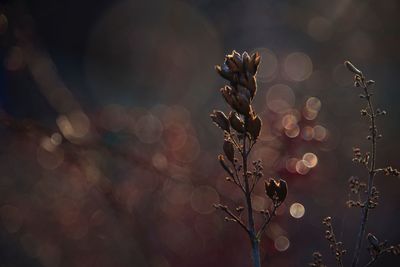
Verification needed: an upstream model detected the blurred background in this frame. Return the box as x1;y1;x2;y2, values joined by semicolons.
0;0;399;266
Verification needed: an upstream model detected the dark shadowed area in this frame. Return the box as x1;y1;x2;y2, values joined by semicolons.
0;0;400;266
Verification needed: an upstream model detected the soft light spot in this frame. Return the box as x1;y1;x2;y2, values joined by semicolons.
50;133;62;146
303;152;318;168
301;126;315;141
284;52;313;82
313;125;327;141
295;160;310;175
152;152;168;170
285;124;300;138
306;97;322;112
37;145;64;170
190;186;219;214
282;114;298;130
290;203;305;219
266;84;295;114
274;236;290;252
302;106;318;120
285;158;298;174
135;113;163;144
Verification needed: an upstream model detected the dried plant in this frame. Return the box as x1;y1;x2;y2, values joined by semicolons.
210;50;288;267
310;61;400;267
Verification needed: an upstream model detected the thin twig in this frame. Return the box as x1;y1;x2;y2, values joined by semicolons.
256;205;277;239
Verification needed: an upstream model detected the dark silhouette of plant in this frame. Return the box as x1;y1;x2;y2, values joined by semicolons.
210;50;288;267
310;61;400;267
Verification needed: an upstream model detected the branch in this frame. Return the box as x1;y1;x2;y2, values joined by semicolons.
256;204;277;239
214;204;249;234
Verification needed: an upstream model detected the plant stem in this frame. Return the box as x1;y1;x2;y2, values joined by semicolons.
243;118;261;267
352;84;377;267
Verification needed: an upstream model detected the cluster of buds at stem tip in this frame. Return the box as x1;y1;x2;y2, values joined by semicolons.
344;60;375;88
215;50;260;117
265;178;288;206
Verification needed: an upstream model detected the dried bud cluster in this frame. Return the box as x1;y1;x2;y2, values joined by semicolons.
367;186;379;209
347;176;367;208
348;176;366;195
251;160;264;184
265;178;288;206
322;217;346;264
309;252;327;267
383;166;400;177
215;51;260;117
352;147;370;165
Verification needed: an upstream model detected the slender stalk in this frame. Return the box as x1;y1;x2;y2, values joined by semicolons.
243;118;261;267
352;83;377;267
257;205;277;240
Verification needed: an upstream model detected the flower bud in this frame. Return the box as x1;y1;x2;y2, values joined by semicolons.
344;61;363;76
223;139;235;162
210;110;230;132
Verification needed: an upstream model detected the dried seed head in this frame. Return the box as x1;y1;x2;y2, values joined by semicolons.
367;233;380;248
223;139;235;162
265;178;288;205
210;110;230;132
247;115;262;140
229;111;245;133
218;154;233;176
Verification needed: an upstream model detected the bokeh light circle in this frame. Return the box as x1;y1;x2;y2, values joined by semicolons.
302;152;318;168
295;160;310;175
135;114;163;144
190;186;219;214
274;236;290;252
289;203;305;219
266;84;295;114
284;52;313;82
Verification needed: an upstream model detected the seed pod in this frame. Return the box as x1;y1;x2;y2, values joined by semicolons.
253;52;261;71
218;155;233;176
223;139;235;162
242;52;251;72
215;65;233;81
265;179;279;200
247;75;257;99
225;57;239;72
229;111;245;133
220;86;235;108
366;80;375;86
247;115;262;140
235;93;251;116
367;233;380;249
231;50;243;71
276;179;288;203
210;110;230;132
344;61;363;76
